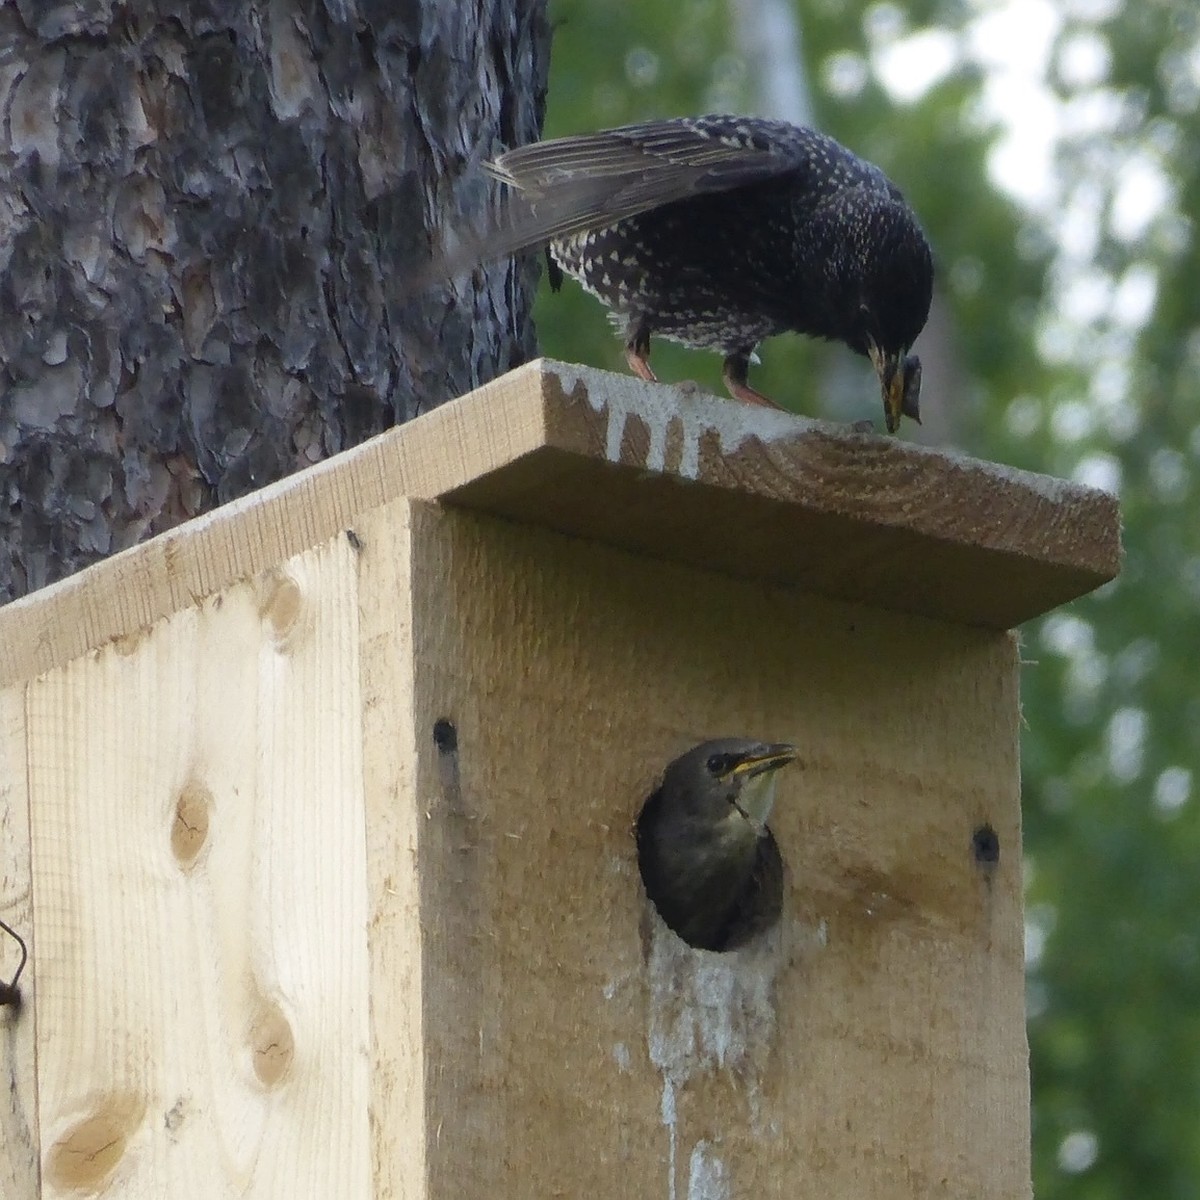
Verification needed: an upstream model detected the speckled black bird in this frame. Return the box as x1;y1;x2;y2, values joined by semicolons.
483;115;933;432
636;739;798;952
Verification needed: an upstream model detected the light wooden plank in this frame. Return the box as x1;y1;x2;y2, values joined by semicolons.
398;500;1029;1200
25;538;371;1199
0;360;1119;687
0;684;40;1197
352;506;427;1200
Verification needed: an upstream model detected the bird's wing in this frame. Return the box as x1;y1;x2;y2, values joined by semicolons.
480;116;827;255
411;116;886;288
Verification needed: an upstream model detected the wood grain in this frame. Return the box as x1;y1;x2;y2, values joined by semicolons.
353;506;427;1200
0;686;40;1198
0;359;1119;687
23;540;372;1198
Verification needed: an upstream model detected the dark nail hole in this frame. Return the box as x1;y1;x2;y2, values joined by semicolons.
0;918;28;1009
433;719;464;813
972;824;1000;865
433;719;458;754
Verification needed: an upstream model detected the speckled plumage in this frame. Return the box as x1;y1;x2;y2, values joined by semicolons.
484;115;934;430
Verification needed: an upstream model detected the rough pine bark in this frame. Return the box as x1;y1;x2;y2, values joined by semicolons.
0;0;549;602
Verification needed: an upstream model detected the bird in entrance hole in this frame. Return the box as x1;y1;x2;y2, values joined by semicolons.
636;738;799;951
479;115;933;432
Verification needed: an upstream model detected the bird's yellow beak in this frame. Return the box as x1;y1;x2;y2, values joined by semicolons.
731;743;799;778
729;743;798;830
867;344;922;434
868;343;903;433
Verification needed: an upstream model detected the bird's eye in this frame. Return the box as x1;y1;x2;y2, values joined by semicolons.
706;753;731;775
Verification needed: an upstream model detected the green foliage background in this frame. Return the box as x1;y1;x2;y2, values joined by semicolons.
534;1;1200;1194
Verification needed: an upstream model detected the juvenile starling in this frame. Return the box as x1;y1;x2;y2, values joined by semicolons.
482;115;933;432
636;738;798;951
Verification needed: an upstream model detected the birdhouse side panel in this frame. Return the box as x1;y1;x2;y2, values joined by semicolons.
21;536;374;1199
392;499;1028;1200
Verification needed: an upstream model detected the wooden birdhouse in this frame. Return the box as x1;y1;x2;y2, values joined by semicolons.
0;360;1120;1198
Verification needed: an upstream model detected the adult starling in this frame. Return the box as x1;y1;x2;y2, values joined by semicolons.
636;738;798;952
483;115;933;432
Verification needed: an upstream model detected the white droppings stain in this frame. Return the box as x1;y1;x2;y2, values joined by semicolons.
647;916;781;1086
639;908;830;1193
548;360;1099;506
688;1140;730;1200
550;362;811;480
602;964;637;1003
609;853;632;876
612;1042;632;1071
662;1076;678;1200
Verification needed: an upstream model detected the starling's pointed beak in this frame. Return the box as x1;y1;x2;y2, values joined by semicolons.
730;743;799;778
729;743;797;830
868;344;922;434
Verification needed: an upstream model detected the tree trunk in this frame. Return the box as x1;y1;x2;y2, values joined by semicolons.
0;0;549;603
